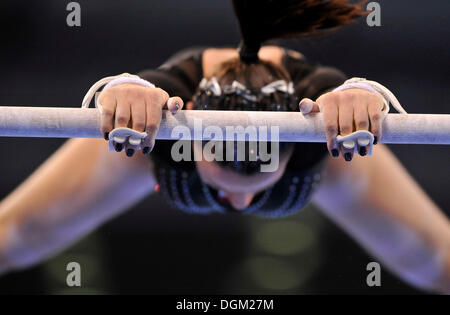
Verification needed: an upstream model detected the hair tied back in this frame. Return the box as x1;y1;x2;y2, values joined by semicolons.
232;0;368;64
238;40;261;64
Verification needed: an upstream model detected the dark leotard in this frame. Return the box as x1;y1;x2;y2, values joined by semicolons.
139;46;346;106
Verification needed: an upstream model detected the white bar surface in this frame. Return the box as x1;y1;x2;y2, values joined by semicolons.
0;107;449;144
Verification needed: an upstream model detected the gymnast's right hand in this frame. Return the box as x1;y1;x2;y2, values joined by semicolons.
97;84;184;157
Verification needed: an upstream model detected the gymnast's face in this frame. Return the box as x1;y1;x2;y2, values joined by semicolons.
193;143;293;210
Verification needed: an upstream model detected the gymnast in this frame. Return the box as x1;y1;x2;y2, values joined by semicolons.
0;0;449;293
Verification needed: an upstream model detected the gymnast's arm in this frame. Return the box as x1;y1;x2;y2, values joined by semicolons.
0;48;201;274
0;138;156;274
312;144;450;293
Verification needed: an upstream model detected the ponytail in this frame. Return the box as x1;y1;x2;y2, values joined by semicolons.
232;0;368;63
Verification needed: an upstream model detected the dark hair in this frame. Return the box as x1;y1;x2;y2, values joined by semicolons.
233;0;368;63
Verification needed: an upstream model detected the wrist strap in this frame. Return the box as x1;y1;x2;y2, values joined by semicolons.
332;77;408;117
81;73;155;109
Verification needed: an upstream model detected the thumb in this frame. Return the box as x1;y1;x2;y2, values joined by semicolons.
299;98;320;114
166;96;184;115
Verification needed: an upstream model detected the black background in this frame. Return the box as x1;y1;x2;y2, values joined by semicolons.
0;0;448;294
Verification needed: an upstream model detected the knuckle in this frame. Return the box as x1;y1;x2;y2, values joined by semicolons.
371;113;381;121
145;123;159;133
340;125;352;134
116;116;128;124
134;122;145;131
156;88;169;98
326;125;338;135
153;88;169;103
102;109;114;118
357;120;369;129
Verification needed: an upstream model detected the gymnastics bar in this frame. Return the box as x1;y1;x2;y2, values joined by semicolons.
0;106;449;145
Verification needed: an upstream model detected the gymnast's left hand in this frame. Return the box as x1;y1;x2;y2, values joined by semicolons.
299;89;385;162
